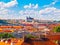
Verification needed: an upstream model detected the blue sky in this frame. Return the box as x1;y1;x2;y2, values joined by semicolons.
0;0;60;20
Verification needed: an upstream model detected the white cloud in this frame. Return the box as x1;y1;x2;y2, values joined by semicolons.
33;4;38;9
51;0;58;5
39;7;60;15
39;7;56;15
0;9;9;15
44;0;58;7
39;7;60;20
19;7;60;20
0;9;19;19
52;0;57;5
24;3;38;9
4;0;18;8
19;10;39;15
19;10;40;19
0;0;18;19
0;0;18;8
0;0;60;20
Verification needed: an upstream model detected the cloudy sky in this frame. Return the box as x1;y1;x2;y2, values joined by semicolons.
0;0;60;20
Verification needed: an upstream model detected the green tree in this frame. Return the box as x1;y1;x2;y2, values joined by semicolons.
53;26;60;45
0;33;3;39
0;33;14;39
2;33;14;38
53;26;60;32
